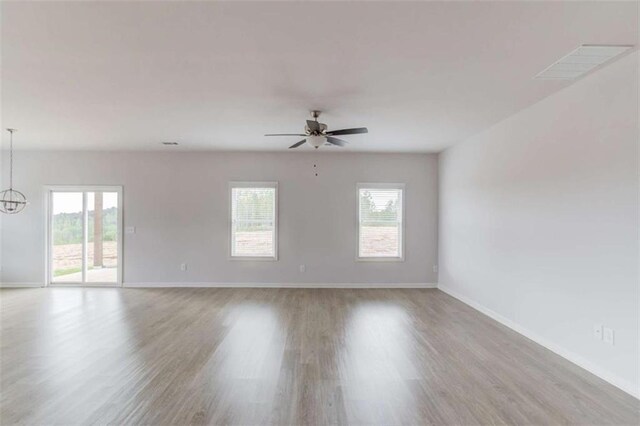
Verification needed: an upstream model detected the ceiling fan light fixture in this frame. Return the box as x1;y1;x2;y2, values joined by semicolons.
308;135;326;149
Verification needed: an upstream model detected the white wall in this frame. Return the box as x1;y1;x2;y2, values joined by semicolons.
439;52;639;396
1;151;438;285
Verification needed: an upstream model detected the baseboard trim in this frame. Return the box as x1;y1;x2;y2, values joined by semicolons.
438;284;639;400
0;282;43;288
0;282;437;289
49;283;121;288
124;282;437;289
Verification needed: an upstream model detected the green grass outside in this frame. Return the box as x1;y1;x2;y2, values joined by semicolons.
53;266;94;277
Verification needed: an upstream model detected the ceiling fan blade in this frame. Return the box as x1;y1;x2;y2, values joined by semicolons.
326;127;368;136
326;136;348;147
288;139;307;149
265;133;306;137
306;120;320;133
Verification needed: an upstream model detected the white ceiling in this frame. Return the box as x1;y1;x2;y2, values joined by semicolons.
1;1;637;152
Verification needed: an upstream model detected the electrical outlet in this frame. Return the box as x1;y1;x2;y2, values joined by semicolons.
180;263;187;272
125;226;136;234
603;327;615;345
433;264;438;273
593;324;603;340
299;265;306;273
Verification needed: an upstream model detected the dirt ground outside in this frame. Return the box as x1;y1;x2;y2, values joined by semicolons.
52;241;118;273
359;226;400;256
234;231;274;256
234;226;399;257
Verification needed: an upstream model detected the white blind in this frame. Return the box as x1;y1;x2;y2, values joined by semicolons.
358;187;403;258
231;186;276;257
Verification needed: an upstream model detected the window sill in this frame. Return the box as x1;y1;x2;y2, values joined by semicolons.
229;256;278;262
356;256;405;262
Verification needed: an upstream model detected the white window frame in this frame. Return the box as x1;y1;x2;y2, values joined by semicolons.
356;183;405;262
44;185;124;287
229;181;278;261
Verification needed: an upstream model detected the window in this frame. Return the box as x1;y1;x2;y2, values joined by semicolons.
357;183;404;260
230;182;278;259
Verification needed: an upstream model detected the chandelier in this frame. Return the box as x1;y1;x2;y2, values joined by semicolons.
0;129;27;214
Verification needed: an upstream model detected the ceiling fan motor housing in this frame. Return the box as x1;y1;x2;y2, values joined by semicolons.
304;122;328;135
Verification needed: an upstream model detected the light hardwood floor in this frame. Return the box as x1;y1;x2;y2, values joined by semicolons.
1;288;638;425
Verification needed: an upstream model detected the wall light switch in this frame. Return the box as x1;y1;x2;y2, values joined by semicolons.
125;226;136;234
603;327;615;345
299;265;306;273
180;263;187;272
593;324;603;340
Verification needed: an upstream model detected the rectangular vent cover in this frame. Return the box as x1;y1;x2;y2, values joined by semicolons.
535;45;633;80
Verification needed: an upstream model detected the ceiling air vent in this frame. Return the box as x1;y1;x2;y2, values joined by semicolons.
534;44;633;80
161;141;179;146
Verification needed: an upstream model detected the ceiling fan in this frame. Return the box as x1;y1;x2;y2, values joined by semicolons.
265;111;368;149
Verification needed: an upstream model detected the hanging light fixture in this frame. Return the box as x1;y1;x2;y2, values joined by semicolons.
0;129;28;214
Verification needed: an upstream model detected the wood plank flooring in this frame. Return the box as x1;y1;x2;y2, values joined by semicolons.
1;288;638;425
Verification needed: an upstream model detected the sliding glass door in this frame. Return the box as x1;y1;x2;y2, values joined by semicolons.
48;187;122;286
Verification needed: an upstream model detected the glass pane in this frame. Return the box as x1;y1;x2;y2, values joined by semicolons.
359;188;402;257
231;187;275;257
359;224;400;257
51;192;83;282
86;192;118;282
